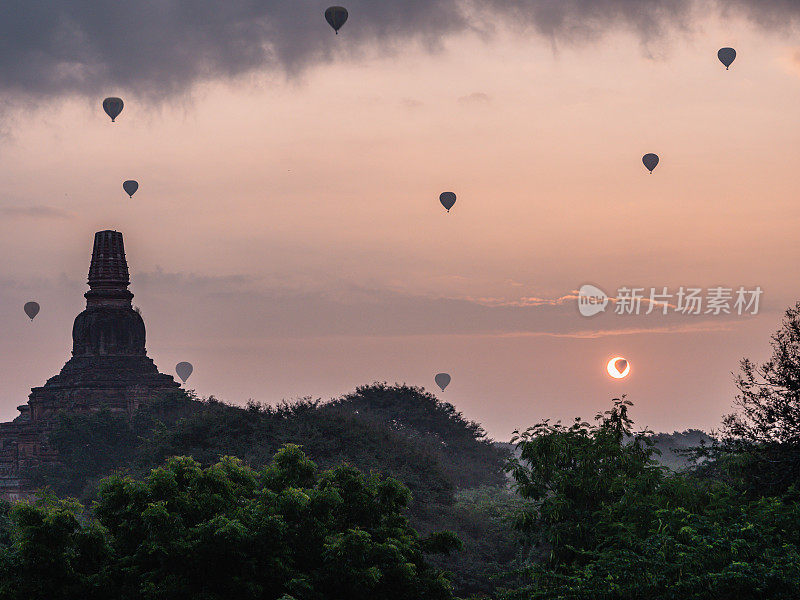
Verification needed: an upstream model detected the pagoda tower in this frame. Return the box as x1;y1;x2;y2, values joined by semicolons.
23;230;180;422
0;230;181;499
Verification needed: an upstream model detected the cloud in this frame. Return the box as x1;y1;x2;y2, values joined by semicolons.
514;321;738;340
0;1;794;103
130;269;762;342
0;1;468;102
136;268;253;293
457;92;491;105
718;0;800;29
0;206;73;219
400;97;424;109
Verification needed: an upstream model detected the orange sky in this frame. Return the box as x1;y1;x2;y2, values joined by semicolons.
0;14;798;439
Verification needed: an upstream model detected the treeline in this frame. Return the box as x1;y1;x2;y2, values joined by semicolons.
35;383;508;504
29;383;519;596
497;428;715;473
3;302;800;598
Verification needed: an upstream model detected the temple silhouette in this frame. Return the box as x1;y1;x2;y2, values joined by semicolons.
0;230;180;500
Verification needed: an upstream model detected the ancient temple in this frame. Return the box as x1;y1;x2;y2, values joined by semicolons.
0;230;180;500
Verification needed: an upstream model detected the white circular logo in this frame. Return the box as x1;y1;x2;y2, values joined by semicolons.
578;284;608;317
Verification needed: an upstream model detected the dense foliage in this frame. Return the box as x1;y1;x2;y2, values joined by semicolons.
30;383;514;597
0;446;459;600
504;399;800;599
328;384;505;491
34;383;507;508
422;486;529;597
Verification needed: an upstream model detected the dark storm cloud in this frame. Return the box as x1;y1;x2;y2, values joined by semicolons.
719;0;800;28
0;1;795;101
0;0;467;100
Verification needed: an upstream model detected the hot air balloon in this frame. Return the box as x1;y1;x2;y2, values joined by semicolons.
123;180;139;198
435;373;451;392
23;301;39;321
718;47;736;70
176;362;193;383
439;192;456;212
607;357;630;379
102;97;124;122
642;153;659;174
325;6;348;34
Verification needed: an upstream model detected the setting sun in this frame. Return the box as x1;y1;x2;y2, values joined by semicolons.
607;357;630;379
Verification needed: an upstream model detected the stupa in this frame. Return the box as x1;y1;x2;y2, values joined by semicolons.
0;230;180;499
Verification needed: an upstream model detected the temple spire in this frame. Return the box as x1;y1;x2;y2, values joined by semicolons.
85;230;133;307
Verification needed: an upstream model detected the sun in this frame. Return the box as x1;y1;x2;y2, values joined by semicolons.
607;357;630;379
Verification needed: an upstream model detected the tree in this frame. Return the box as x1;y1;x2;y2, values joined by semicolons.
721;300;800;494
30;409;138;498
0;446;459;600
504;400;800;599
506;398;664;569
0;492;110;600
327;383;510;490
422;486;529;597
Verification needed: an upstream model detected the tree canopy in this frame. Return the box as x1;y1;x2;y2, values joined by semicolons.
34;383;507;509
504;399;800;599
716;301;800;495
1;446;460;600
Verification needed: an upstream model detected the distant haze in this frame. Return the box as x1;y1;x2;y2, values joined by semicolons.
0;4;798;440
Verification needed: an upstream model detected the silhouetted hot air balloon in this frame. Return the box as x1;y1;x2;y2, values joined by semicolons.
435;373;451;392
102;97;124;122
607;357;630;379
642;153;659;174
23;301;39;321
718;47;736;70
123;180;139;198
176;362;193;383
439;192;456;212
325;6;348;34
